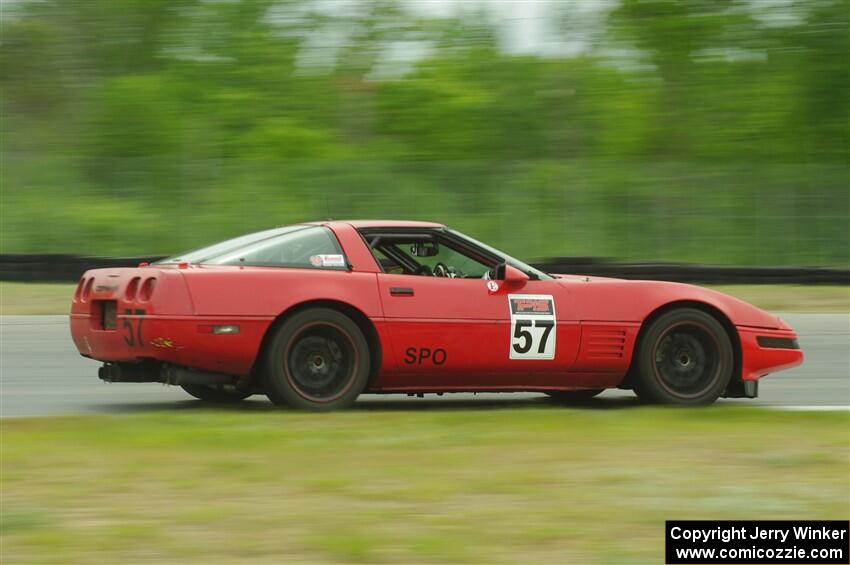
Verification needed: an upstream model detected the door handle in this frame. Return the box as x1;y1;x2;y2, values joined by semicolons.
390;287;414;297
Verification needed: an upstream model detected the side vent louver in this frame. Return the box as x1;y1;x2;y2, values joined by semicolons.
587;330;626;358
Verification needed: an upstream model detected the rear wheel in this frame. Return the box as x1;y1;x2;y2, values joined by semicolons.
181;383;252;403
634;308;733;405
264;308;370;411
545;389;604;402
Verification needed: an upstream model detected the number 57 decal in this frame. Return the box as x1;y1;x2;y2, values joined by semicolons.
123;308;145;347
508;295;556;360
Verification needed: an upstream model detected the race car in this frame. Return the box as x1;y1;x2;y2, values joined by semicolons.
69;220;803;409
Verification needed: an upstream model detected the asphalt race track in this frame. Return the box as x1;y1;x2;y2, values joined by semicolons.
1;314;847;417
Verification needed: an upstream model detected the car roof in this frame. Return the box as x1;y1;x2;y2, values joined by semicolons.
318;220;446;230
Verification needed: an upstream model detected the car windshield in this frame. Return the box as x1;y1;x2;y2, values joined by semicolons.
448;229;552;280
157;226;308;264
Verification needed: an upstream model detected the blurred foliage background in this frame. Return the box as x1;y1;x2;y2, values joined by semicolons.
1;0;847;264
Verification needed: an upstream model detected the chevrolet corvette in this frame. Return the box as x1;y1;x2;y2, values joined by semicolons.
70;220;803;409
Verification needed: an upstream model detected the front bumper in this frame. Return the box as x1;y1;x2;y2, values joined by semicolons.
738;326;804;381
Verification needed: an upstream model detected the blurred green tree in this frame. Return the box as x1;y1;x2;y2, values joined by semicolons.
1;0;847;264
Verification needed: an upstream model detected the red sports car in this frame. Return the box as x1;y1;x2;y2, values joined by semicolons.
70;220;803;409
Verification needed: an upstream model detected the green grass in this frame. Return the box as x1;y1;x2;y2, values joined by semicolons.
2;408;848;564
708;285;848;314
0;282;72;315
1;282;847;315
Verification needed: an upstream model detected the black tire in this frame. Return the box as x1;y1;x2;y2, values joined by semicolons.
635;308;734;406
545;389;604;402
264;307;370;411
181;383;252;403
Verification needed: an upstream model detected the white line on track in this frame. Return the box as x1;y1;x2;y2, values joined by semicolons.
764;405;850;412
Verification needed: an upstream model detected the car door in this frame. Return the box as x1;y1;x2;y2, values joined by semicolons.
373;247;581;390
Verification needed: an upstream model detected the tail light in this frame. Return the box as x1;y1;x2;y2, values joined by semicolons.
125;277;141;301
139;277;157;302
81;278;94;302
74;278;86;301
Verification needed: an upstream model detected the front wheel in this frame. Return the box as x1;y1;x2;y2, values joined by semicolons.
181;383;252;403
634;308;734;406
264;308;371;411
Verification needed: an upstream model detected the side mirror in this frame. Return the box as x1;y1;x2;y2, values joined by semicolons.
495;262;528;283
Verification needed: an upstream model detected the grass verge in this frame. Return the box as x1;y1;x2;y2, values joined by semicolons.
708;285;848;314
2;407;848;564
1;282;848;315
1;283;73;315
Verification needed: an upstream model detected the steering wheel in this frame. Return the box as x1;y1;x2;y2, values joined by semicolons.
433;262;451;278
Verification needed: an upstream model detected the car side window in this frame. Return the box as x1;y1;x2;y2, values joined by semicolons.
361;232;491;279
400;242;489;278
202;226;347;269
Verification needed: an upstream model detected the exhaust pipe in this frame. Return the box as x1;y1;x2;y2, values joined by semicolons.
99;362;238;387
98;362;157;383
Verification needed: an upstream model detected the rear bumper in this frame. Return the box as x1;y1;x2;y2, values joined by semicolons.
738;326;803;381
70;267;273;379
70;313;271;377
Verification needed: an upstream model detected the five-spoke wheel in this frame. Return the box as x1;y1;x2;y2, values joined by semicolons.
264;308;370;410
634;308;733;405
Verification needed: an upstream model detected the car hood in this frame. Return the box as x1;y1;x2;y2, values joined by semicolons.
550;274;787;330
